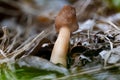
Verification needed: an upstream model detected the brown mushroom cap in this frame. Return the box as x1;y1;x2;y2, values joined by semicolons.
55;5;79;33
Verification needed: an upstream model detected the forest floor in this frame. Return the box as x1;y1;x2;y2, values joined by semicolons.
0;0;120;80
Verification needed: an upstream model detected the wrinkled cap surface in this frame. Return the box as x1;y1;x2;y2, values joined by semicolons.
55;5;78;33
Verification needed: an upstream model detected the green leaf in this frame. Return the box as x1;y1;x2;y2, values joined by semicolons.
106;0;120;10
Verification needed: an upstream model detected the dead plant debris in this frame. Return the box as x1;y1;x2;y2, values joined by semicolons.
0;0;120;80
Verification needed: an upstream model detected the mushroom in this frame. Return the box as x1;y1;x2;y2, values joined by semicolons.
50;5;78;67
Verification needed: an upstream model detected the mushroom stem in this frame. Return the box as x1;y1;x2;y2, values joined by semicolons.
50;26;70;67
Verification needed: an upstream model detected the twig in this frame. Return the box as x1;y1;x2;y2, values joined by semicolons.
103;36;113;66
15;35;35;51
104;36;113;50
0;49;7;58
57;63;120;80
0;27;10;51
99;18;120;30
5;27;22;53
11;26;54;59
107;20;120;30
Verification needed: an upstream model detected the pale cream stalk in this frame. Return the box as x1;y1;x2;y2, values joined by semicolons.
50;26;70;67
